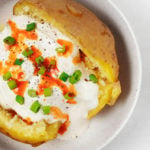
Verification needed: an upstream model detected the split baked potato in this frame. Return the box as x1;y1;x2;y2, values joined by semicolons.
0;0;121;146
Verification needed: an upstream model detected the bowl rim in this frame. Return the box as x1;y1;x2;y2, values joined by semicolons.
97;0;142;150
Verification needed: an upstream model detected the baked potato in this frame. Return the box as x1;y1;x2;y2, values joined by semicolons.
0;0;121;146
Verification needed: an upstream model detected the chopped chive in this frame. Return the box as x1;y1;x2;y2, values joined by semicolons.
14;59;24;66
16;95;24;105
89;74;98;83
42;106;51;115
30;100;41;113
38;66;46;75
69;76;76;84
22;48;33;57
35;56;44;64
49;60;56;69
50;60;56;65
26;22;36;31
59;72;69;82
7;80;17;90
69;70;82;84
56;45;66;53
44;88;52;97
3;36;16;45
22;50;28;57
3;71;11;81
28;89;37;97
64;92;74;100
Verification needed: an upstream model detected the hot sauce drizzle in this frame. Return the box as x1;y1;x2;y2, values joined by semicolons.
0;21;38;96
8;20;38;42
57;39;73;57
13;80;28;96
26;45;77;105
51;106;70;135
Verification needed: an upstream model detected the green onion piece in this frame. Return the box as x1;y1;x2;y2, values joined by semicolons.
44;88;52;97
42;106;51;115
3;71;11;81
89;74;98;83
14;59;24;66
7;80;17;90
50;60;56;65
64;92;74;100
49;60;56;69
56;45;66;53
73;70;82;80
69;70;82;84
38;66;46;75
69;76;76;84
3;36;16;45
22;48;33;57
59;72;69;82
35;56;44;64
26;22;36;31
16;95;24;105
28;89;37;97
30;100;41;113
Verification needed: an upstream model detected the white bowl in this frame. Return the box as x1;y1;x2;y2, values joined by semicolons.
0;0;142;150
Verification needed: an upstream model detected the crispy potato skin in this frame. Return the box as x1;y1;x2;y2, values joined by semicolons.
0;0;121;146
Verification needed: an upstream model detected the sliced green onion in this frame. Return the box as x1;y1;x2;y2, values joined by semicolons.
28;89;37;97
30;100;41;113
64;92;74;100
50;60;56;65
89;74;98;83
69;76;76;84
22;48;33;57
3;36;16;45
14;59;24;66
59;72;69;82
35;56;44;64
73;70;82;80
56;45;66;53
26;22;36;31
44;88;52;97
38;66;46;75
42;106;51;115
69;70;82;84
16;95;24;105
7;80;17;90
49;60;56;69
3;71;11;81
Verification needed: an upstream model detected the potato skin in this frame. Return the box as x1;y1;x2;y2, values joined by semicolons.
0;0;121;146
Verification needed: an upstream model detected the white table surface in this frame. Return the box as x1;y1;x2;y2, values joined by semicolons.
104;0;150;150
